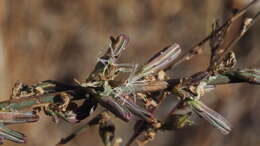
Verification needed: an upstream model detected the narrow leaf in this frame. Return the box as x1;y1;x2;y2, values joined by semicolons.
0;123;26;143
188;100;231;134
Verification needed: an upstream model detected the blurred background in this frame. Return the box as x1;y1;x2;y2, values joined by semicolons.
0;0;259;146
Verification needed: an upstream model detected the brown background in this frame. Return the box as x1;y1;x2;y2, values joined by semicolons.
0;0;260;146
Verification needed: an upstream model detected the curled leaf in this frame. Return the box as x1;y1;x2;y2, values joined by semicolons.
110;34;129;59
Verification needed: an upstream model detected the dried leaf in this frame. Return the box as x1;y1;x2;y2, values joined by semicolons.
142;43;181;76
98;96;132;122
0;111;39;124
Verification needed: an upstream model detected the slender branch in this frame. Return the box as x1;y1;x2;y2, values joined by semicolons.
207;69;260;85
167;0;259;70
0;88;89;110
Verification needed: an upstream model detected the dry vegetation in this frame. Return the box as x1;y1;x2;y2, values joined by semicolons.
0;0;259;146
